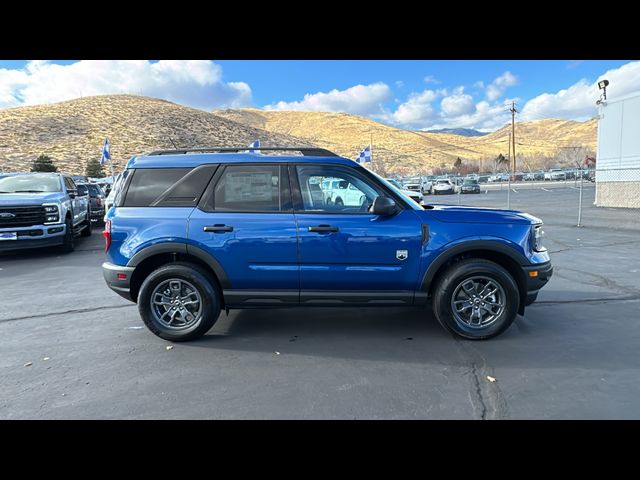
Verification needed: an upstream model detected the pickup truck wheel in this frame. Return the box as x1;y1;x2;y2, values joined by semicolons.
137;262;221;342
432;259;520;340
81;208;92;237
335;197;344;207
59;218;75;253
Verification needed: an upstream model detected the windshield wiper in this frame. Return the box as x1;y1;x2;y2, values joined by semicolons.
13;190;47;193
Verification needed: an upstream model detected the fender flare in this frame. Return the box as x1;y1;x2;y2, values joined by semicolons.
126;241;231;289
420;239;529;292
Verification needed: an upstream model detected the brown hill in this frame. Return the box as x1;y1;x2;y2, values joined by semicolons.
0;95;312;175
215;108;598;174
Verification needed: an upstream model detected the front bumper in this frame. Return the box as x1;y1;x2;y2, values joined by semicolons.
0;224;66;253
102;262;136;302
523;261;553;305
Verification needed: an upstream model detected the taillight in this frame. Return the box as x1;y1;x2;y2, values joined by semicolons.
103;220;112;253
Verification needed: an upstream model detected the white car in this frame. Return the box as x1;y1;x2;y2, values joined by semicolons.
433;179;455;195
544;169;566;181
321;177;368;207
385;179;424;205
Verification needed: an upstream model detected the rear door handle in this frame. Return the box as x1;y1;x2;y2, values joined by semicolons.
204;225;234;233
308;225;339;233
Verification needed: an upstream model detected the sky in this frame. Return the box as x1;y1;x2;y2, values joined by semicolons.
0;60;638;132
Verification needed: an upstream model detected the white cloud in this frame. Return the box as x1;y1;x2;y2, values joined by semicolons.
387;89;440;128
264;82;392;116
440;93;476;117
485;71;518;101
0;60;252;110
395;80;404;88
522;61;640;121
424;75;440;84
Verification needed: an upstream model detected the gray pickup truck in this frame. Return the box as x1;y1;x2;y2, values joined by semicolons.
0;173;92;253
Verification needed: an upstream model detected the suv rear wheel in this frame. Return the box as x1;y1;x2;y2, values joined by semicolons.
137;262;221;342
432;259;519;340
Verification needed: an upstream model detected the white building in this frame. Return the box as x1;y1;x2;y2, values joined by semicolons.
595;91;640;208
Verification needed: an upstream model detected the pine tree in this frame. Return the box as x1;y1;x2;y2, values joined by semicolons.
454;157;463;170
31;155;58;172
85;158;105;177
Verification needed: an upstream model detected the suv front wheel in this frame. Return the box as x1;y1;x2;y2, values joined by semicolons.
138;262;222;342
432;259;520;340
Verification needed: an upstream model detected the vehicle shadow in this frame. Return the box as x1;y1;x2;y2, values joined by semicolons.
0;226;103;261
180;291;640;370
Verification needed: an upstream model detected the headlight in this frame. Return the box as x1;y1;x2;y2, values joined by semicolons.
532;224;545;252
43;203;60;224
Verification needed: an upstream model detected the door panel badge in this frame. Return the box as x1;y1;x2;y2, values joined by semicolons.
396;250;408;261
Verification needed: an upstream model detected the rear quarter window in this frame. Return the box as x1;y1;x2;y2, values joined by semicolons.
121;166;218;207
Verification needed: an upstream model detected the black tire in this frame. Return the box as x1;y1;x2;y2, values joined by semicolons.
432;259;520;340
59;217;75;253
81;207;92;237
335;197;344;207
137;262;221;342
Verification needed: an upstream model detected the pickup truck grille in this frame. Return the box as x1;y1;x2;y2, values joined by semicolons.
0;205;47;228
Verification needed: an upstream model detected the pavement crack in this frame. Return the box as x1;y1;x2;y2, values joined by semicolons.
470;362;487;421
0;304;135;324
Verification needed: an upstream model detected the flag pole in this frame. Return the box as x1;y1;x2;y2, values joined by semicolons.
370;132;373;171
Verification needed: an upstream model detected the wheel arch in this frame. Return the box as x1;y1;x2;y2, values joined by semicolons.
422;241;528;314
127;242;230;303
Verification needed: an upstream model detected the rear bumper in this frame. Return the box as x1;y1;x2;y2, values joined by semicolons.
90;209;105;222
523;261;553;305
102;262;135;302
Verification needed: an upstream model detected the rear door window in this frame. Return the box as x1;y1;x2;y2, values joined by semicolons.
122;168;191;207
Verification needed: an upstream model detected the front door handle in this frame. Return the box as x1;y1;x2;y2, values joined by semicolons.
204;225;234;233
308;225;339;233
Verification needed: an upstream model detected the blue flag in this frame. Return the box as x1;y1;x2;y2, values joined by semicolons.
248;139;260;153
355;145;371;163
100;138;111;166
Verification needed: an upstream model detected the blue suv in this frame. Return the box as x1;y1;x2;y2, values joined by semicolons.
102;147;552;341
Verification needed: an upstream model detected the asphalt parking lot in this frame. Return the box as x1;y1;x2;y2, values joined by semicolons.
2;187;640;419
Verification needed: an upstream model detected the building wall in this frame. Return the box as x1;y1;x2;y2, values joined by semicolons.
596;92;640;208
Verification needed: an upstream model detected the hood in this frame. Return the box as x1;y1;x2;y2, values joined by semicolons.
422;204;540;225
0;192;62;206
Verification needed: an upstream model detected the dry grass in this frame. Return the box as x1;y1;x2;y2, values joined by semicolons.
0;95;311;175
215;109;597;174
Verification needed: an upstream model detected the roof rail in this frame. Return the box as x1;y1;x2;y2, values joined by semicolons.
147;147;340;157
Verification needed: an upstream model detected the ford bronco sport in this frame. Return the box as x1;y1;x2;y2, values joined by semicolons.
102;147;552;342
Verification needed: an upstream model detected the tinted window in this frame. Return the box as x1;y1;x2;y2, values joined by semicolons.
296;165;383;213
76;184;88;196
212;165;284;212
87;184;103;196
123;168;191;207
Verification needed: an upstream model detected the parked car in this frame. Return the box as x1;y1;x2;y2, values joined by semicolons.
402;176;424;195
544;169;566;181
385;178;424;205
433;179;455;195
321;177;368;207
0;172;91;253
460;179;481;194
102;146;552;342
104;173;123;218
77;182;106;225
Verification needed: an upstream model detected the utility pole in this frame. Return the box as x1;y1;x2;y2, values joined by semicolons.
510;102;517;173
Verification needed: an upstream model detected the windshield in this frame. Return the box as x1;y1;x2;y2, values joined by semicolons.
436;180;450;185
463;180;478;185
0;174;61;193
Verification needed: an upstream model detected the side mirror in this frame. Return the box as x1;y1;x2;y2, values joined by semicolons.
371;196;397;216
68;189;77;199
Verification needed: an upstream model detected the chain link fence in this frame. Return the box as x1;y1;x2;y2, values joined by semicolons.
425;167;640;231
